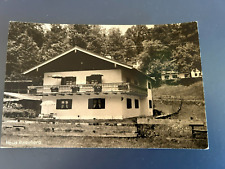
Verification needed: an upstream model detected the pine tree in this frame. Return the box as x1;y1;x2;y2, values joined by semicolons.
6;22;42;80
106;28;125;62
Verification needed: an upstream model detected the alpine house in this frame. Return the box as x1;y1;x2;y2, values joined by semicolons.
23;46;153;119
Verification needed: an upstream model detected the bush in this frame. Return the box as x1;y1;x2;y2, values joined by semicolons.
3;108;38;118
180;77;202;86
153;77;203;88
164;79;180;86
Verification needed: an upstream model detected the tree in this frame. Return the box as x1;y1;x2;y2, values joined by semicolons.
67;24;91;48
106;28;125;62
179;22;199;45
125;25;149;54
6;32;40;80
5;22;202;83
139;40;172;78
40;24;70;61
123;38;137;64
6;22;44;80
86;25;107;55
172;42;201;73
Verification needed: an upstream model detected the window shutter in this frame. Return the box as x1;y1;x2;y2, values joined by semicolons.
88;99;93;109
101;99;105;109
68;99;72;109
56;100;61;109
135;99;139;108
61;78;66;85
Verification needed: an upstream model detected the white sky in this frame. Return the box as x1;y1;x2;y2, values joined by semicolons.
42;24;154;34
100;25;154;34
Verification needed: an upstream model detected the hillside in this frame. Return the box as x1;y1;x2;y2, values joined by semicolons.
153;81;205;100
152;81;206;122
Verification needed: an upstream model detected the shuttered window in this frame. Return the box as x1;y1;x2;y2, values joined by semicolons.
56;99;72;109
61;77;76;85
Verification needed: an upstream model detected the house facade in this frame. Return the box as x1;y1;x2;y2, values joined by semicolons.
161;71;191;81
191;68;202;78
161;71;178;80
24;46;153;119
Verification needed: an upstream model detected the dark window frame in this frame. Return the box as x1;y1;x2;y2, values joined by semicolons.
88;98;105;109
165;75;169;79
56;99;72;109
148;82;151;89
127;98;132;109
61;77;76;85
86;75;102;84
172;75;177;78
149;100;152;109
135;99;139;109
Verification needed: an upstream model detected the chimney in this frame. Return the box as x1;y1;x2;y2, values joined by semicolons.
105;55;112;59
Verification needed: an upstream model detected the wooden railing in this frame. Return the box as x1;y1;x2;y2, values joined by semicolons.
27;83;147;96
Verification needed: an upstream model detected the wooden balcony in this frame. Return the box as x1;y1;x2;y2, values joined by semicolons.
27;83;147;97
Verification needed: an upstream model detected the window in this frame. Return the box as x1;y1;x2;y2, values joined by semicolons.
199;73;201;76
149;100;152;108
56;99;72;109
165;75;169;79
195;73;197;76
127;98;132;109
88;98;105;109
86;75;102;84
51;87;59;92
148;82;151;89
135;99;139;109
61;77;76;85
172;75;177;78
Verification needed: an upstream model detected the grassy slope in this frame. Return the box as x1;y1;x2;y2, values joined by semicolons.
153;81;205;100
152;81;207;122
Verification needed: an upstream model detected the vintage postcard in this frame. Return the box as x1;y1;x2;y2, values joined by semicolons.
1;21;208;148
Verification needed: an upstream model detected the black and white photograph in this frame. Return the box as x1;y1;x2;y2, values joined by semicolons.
1;21;208;148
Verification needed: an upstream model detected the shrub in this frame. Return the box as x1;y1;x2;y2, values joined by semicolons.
3;108;38;118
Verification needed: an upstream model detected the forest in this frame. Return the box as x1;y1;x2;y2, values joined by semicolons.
5;21;201;81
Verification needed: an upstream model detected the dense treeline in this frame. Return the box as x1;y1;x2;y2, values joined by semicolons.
6;21;201;81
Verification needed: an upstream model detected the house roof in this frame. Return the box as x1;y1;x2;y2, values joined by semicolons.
5;80;32;83
161;71;179;75
22;46;133;75
4;92;42;101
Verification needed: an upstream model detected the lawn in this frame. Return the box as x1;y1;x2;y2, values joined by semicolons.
1;132;208;149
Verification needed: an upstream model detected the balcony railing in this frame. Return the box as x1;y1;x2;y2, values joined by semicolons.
28;83;147;96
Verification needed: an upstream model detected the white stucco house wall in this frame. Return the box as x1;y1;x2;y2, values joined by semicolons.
23;46;153;119
191;68;202;78
178;72;191;79
161;71;179;80
161;71;191;80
